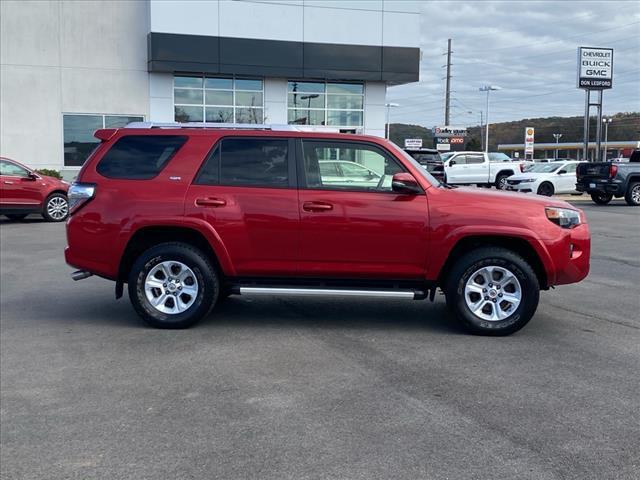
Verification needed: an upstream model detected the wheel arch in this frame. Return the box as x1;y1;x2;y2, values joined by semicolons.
437;235;549;290
117;225;231;283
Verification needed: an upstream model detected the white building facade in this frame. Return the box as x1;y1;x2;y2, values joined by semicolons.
0;0;420;178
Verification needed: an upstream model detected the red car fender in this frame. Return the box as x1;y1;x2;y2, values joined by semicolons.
429;225;557;286
116;217;237;277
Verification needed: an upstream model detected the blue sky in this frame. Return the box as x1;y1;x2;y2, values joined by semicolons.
387;0;640;128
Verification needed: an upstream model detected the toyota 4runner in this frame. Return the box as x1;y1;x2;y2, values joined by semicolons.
65;123;590;335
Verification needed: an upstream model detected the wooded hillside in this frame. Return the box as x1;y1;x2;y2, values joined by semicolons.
389;112;640;151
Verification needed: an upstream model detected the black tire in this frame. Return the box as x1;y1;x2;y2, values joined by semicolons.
5;214;28;221
444;247;540;336
590;192;613;205
42;193;69;222
495;173;510;190
624;181;640;206
536;182;554;196
128;242;219;328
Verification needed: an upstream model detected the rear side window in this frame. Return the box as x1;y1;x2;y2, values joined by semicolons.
96;135;187;179
196;138;289;187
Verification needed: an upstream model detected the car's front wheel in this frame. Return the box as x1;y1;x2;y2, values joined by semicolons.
537;182;554;196
42;193;69;222
128;242;219;328
590;192;613;205
445;247;540;336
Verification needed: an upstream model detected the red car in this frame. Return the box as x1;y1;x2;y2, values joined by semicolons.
0;157;70;222
65;123;590;335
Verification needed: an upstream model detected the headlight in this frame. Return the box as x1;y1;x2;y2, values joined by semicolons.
520;178;536;183
545;207;581;229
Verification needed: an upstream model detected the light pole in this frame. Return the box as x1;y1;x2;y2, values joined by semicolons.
479;85;501;152
553;133;562;159
385;102;399;139
602;117;612;161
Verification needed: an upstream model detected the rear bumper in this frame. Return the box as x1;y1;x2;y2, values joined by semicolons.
576;179;623;195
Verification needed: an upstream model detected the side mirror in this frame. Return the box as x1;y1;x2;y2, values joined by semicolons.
392;172;421;194
449;160;456;166
24;172;38;181
557;170;567;175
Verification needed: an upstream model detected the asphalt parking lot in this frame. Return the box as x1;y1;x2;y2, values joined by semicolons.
1;198;639;480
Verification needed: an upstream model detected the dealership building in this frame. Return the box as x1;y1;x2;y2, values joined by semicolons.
0;0;420;178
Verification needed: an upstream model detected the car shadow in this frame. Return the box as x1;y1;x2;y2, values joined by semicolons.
0;215;48;225
52;292;462;335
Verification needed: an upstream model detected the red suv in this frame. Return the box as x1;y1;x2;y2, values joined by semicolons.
0;157;70;221
65;123;590;335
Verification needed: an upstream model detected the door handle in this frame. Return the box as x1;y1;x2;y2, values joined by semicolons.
303;201;333;212
3;181;14;184
195;197;226;207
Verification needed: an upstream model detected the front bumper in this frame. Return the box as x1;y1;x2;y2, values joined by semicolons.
549;222;591;286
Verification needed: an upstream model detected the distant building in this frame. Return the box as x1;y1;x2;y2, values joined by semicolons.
498;141;639;160
0;0;420;178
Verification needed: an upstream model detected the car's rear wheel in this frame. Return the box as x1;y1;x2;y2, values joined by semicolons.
5;214;28;221
42;193;69;222
590;192;613;205
624;181;640;206
444;247;540;336
537;182;554;196
128;242;219;328
495;174;510;190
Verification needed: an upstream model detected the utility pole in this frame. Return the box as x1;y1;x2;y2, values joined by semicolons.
553;133;562;159
385;103;399;139
444;38;452;125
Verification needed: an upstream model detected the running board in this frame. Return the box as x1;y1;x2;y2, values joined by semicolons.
238;286;426;300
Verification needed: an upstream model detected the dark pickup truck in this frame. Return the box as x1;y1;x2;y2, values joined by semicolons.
404;147;445;181
576;150;640;206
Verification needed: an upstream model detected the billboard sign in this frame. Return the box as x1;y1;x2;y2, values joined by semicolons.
435;137;451;151
404;138;423;149
432;126;467;138
577;47;613;89
524;127;534;155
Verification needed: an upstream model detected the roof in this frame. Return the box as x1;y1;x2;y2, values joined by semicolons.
498;140;639;150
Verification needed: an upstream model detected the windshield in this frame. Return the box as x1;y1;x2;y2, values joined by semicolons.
528;163;562;173
388;141;440;187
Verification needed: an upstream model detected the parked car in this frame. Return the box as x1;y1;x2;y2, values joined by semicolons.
318;160;382;188
0;157;70;221
65;123;590;336
403;147;444;181
506;161;580;196
441;151;524;189
576;150;640;206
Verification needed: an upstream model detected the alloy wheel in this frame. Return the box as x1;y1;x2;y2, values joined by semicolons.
47;196;68;220
144;261;199;314
632;184;640;204
464;265;522;321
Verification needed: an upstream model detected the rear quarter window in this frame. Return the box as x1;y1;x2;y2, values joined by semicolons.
96;135;187;179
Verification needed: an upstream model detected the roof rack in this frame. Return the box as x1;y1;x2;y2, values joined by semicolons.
124;122;343;133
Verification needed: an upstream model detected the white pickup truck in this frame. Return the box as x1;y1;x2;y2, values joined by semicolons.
441;151;525;189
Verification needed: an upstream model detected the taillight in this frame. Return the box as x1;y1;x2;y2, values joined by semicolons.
609;164;618;178
68;183;96;214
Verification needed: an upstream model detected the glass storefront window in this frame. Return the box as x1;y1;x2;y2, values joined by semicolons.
63;114;144;167
174;75;264;124
287;81;364;129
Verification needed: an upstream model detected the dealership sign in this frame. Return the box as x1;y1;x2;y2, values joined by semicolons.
432;126;467;138
404;138;423;149
577;47;613;89
524;127;534;154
